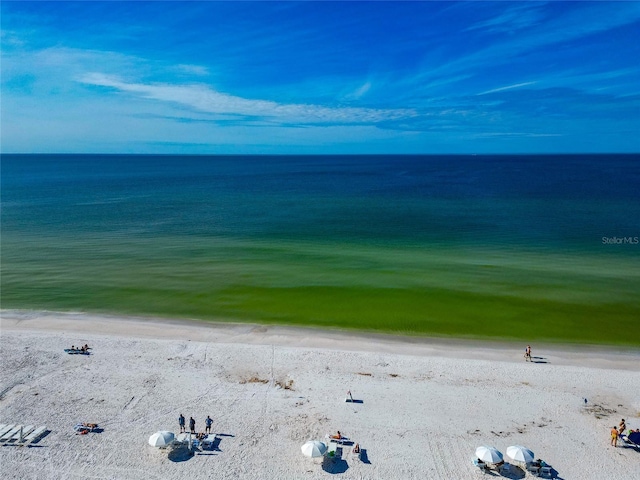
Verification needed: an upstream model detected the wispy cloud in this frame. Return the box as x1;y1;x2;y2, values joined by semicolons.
77;73;417;125
474;132;563;138
345;81;372;100
174;64;209;77
1;29;26;48
465;3;544;34
478;82;537;96
410;2;640;94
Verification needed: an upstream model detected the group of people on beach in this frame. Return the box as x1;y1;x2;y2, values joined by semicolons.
74;422;98;435
178;414;213;436
328;431;361;457
610;418;639;447
70;344;90;353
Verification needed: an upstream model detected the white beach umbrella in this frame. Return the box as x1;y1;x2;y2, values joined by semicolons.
301;440;328;458
475;445;503;464
506;445;534;464
148;431;175;447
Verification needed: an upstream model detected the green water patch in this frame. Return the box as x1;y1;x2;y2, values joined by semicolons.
2;233;639;345
4;279;637;345
213;285;640;345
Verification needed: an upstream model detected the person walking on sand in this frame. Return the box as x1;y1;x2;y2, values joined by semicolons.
205;416;213;434
189;416;196;434
178;414;185;433
611;426;618;447
524;345;532;362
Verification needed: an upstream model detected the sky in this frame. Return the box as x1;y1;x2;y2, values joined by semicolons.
1;1;639;154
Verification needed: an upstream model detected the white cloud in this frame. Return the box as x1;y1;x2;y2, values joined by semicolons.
77;73;416;125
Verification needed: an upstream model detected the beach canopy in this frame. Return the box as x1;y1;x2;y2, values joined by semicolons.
301;440;327;458
506;445;535;464
475;445;503;464
148;431;175;448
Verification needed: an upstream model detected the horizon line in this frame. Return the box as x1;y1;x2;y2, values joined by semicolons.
3;152;639;157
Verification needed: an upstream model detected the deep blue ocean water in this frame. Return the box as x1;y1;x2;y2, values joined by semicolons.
3;154;639;251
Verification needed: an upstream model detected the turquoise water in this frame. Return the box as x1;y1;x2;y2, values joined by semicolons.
2;154;639;344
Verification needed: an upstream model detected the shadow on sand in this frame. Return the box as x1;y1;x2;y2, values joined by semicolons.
322;455;349;474
359;448;371;464
167;445;194;463
531;356;549;364
499;464;526;479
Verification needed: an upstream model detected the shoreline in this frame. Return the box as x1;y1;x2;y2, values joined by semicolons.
3;309;639;371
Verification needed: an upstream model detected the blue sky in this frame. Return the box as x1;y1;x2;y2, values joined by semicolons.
2;1;639;154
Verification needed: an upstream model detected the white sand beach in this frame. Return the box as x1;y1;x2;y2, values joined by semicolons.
1;311;639;479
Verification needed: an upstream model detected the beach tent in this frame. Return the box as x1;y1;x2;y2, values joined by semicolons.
475;445;503;464
506;445;534;464
301;440;327;458
148;431;175;448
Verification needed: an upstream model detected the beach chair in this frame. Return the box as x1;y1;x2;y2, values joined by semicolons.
1;425;20;445
22;426;47;446
473;458;488;475
540;465;553;478
528;464;541;476
499;463;511;475
2;425;35;445
334;446;343;460
12;425;35;443
1;425;23;443
326;444;342;461
0;424;15;440
201;434;216;449
172;432;190;447
327;434;349;445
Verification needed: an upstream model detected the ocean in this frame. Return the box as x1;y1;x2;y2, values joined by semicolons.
2;154;639;344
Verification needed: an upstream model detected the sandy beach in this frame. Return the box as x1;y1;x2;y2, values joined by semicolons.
1;311;639;479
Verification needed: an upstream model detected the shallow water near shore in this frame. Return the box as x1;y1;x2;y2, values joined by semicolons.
2;154;639;344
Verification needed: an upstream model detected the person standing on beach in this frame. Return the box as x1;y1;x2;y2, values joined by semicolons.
178;414;185;433
525;345;532;362
611;426;618;446
189;416;196;434
205;415;213;434
619;419;626;435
